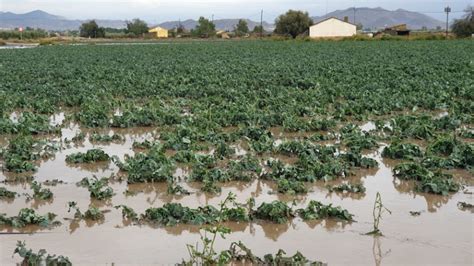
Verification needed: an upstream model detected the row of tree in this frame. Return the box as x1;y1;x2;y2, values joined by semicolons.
80;19;149;38
190;17;263;37
80;17;259;38
80;7;473;39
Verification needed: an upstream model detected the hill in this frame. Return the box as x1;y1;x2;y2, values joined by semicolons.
0;10;271;32
0;10;125;30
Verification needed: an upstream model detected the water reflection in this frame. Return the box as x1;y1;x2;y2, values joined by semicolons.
0;225;52;234
90;198;113;208
66;217;106;234
372;236;391;266
304;219;352;231
65;161;112;172
259;221;291;241
251;179;264;198
126;182;192;204
68;219;80;234
325;191;366;201
0;197;15;204
392;178;451;212
29;197;54;209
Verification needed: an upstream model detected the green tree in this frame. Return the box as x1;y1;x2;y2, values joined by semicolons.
192;17;216;38
252;25;264;35
176;24;185;34
79;20;105;38
451;6;474;37
274;10;313;38
126;18;149;36
234;19;249;36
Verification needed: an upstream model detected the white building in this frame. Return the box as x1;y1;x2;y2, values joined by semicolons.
309;17;356;38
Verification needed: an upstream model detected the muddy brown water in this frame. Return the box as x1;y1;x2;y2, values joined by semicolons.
0;122;473;265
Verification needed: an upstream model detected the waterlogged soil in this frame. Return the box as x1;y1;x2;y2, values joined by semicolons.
1;123;473;265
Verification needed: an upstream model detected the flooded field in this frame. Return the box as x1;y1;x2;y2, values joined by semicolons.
0;41;472;265
1;117;472;264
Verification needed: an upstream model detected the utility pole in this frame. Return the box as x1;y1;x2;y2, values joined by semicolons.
260;9;263;38
444;6;451;38
353;7;356;25
212;14;214;23
177;18;181;35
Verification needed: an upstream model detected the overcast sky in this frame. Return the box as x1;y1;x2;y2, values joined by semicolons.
1;0;471;23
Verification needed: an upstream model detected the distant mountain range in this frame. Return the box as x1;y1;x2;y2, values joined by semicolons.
0;10;125;30
312;7;444;30
0;8;446;31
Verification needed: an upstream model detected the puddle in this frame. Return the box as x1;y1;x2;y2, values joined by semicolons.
360;121;377;132
49;112;65;126
8;112;20;123
435;110;449;118
232;142;248;156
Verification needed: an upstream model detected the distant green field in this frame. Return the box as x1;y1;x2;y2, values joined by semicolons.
1;40;471;120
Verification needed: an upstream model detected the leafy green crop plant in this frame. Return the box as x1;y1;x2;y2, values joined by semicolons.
327;182;366;193
89;133;124;143
0;208;60;228
0;135;39;173
143;192;249;226
167;177;191;195
67;201;105;221
298;200;354;221
117;145;175;183
277;179;308;194
254;201;294;223
0;112;60;135
65;149;110;163
13;241;72;266
114;205;139;221
30;181;53;200
0;187;17;199
393;163;461;195
77;177;114;200
381;141;423;159
74;99;111;127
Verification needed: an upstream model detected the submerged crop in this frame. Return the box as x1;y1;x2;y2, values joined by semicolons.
0;40;471;264
393;162;461;195
65;149;110;163
0;208;60;228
